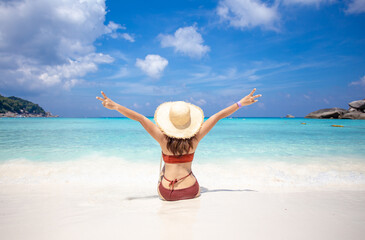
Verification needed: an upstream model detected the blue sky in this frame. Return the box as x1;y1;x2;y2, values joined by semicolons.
0;0;364;117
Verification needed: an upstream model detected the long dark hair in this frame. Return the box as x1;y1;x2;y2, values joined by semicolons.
165;135;196;156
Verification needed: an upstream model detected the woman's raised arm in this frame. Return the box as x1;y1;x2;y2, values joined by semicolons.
96;91;165;143
195;88;261;141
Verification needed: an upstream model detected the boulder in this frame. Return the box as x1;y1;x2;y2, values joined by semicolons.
286;114;294;118
45;111;59;117
349;100;365;111
305;108;347;119
348;107;357;112
342;111;365;120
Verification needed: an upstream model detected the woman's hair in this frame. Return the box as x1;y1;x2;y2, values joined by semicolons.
165;135;196;156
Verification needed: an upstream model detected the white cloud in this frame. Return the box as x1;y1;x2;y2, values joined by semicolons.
109;31;135;42
350;75;365;86
216;0;280;31
105;21;126;34
0;0;123;92
64;79;83;91
107;66;129;79
189;97;207;106
120;33;135;42
283;0;365;14
159;26;210;58
117;82;181;96
345;0;365;14
188;61;289;86
40;53;113;88
282;0;334;6
135;55;168;79
7;53;113;91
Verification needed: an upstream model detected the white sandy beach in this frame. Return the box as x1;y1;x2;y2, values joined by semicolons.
1;157;365;240
1;182;364;240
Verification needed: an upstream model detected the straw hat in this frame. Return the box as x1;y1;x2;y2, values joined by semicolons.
154;101;204;139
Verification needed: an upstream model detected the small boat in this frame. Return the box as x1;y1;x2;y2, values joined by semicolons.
301;123;306;125
331;125;344;127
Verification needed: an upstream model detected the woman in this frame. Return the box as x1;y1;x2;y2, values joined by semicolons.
96;88;261;201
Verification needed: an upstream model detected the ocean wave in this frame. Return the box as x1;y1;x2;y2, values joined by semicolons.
1;154;365;192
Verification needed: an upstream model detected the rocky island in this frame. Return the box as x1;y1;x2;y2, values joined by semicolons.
305;99;365;119
0;94;58;118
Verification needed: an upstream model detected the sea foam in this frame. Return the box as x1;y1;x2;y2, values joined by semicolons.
1;153;365;193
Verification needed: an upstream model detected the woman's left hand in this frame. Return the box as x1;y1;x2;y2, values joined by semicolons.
96;91;118;110
239;88;262;106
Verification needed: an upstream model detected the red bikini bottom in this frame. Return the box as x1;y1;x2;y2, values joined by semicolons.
158;179;200;201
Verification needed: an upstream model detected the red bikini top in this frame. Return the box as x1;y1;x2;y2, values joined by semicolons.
162;151;195;164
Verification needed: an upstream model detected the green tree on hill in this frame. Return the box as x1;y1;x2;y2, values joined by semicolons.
0;95;46;115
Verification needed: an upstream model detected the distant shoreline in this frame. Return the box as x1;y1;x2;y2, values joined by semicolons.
0;112;58;118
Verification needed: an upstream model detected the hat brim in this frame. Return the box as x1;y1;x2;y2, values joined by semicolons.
154;101;204;139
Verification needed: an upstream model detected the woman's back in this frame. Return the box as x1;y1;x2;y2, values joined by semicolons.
158;136;200;194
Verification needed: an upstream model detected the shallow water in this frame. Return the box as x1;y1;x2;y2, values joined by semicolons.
1;117;364;190
1;117;364;162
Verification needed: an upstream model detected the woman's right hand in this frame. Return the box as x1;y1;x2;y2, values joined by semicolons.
239;88;262;106
96;91;118;110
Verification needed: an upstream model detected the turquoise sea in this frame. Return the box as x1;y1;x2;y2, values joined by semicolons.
1;117;365;191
